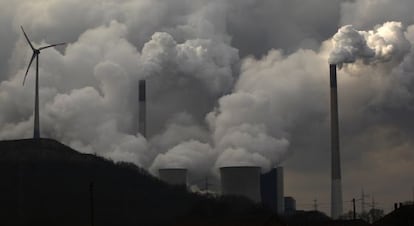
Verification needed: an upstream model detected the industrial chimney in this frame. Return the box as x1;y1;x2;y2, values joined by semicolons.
330;64;343;219
260;167;284;214
158;168;188;186
138;80;146;138
220;166;261;203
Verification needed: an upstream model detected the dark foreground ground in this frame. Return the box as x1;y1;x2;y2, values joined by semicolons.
0;139;412;226
0;139;282;226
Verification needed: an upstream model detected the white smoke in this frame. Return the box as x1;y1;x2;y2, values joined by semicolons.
340;0;414;29
207;49;327;172
150;140;216;180
0;9;239;168
141;31;238;95
149;112;209;154
329;22;410;66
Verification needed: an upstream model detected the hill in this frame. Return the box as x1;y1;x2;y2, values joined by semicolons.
0;139;281;226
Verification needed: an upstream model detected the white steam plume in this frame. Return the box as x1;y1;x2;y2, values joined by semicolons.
207;49;327;172
150;140;216;180
329;22;410;66
0;15;239;168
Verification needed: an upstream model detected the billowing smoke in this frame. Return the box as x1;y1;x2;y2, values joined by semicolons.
150;140;216;180
329;22;410;66
0;10;240;168
1;0;414;213
207;49;326;172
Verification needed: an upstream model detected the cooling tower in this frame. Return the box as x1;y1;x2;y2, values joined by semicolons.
330;64;343;219
284;196;296;215
260;167;284;214
138;80;146;138
220;166;261;203
158;168;187;186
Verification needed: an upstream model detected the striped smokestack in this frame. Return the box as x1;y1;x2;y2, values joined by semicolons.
330;64;343;219
139;80;146;138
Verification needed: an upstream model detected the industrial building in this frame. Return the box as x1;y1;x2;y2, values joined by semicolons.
261;167;284;214
284;196;296;215
218;166;287;215
220;166;262;203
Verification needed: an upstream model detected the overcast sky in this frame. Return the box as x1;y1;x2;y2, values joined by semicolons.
0;0;413;215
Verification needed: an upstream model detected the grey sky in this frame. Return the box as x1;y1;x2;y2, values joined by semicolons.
0;0;413;216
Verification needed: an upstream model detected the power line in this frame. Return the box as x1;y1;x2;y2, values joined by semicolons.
371;195;378;210
361;188;370;213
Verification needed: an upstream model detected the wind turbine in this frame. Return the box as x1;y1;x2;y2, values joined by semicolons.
21;26;65;139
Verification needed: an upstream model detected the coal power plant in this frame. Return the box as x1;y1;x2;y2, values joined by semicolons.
330;64;343;219
138;65;347;219
143;64;346;219
261;167;284;214
220;166;286;214
220;166;262;203
158;168;188;186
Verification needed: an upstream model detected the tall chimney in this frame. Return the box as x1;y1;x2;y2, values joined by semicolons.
330;64;343;219
138;80;146;138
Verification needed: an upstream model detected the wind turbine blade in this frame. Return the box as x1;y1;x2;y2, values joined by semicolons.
23;53;36;86
39;43;66;51
20;26;35;51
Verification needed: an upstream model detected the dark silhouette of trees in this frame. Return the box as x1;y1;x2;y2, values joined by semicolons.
0;139;283;226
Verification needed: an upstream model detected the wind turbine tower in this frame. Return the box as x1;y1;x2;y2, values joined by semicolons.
21;26;65;139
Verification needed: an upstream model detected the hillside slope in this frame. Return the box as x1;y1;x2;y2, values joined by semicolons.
0;139;280;226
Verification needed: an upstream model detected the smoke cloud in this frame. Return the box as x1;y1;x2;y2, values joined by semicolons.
329;22;410;66
150;140;216;180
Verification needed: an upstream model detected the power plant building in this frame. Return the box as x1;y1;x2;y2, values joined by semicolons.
284;196;296;215
220;166;262;203
260;167;284;214
158;168;188;186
